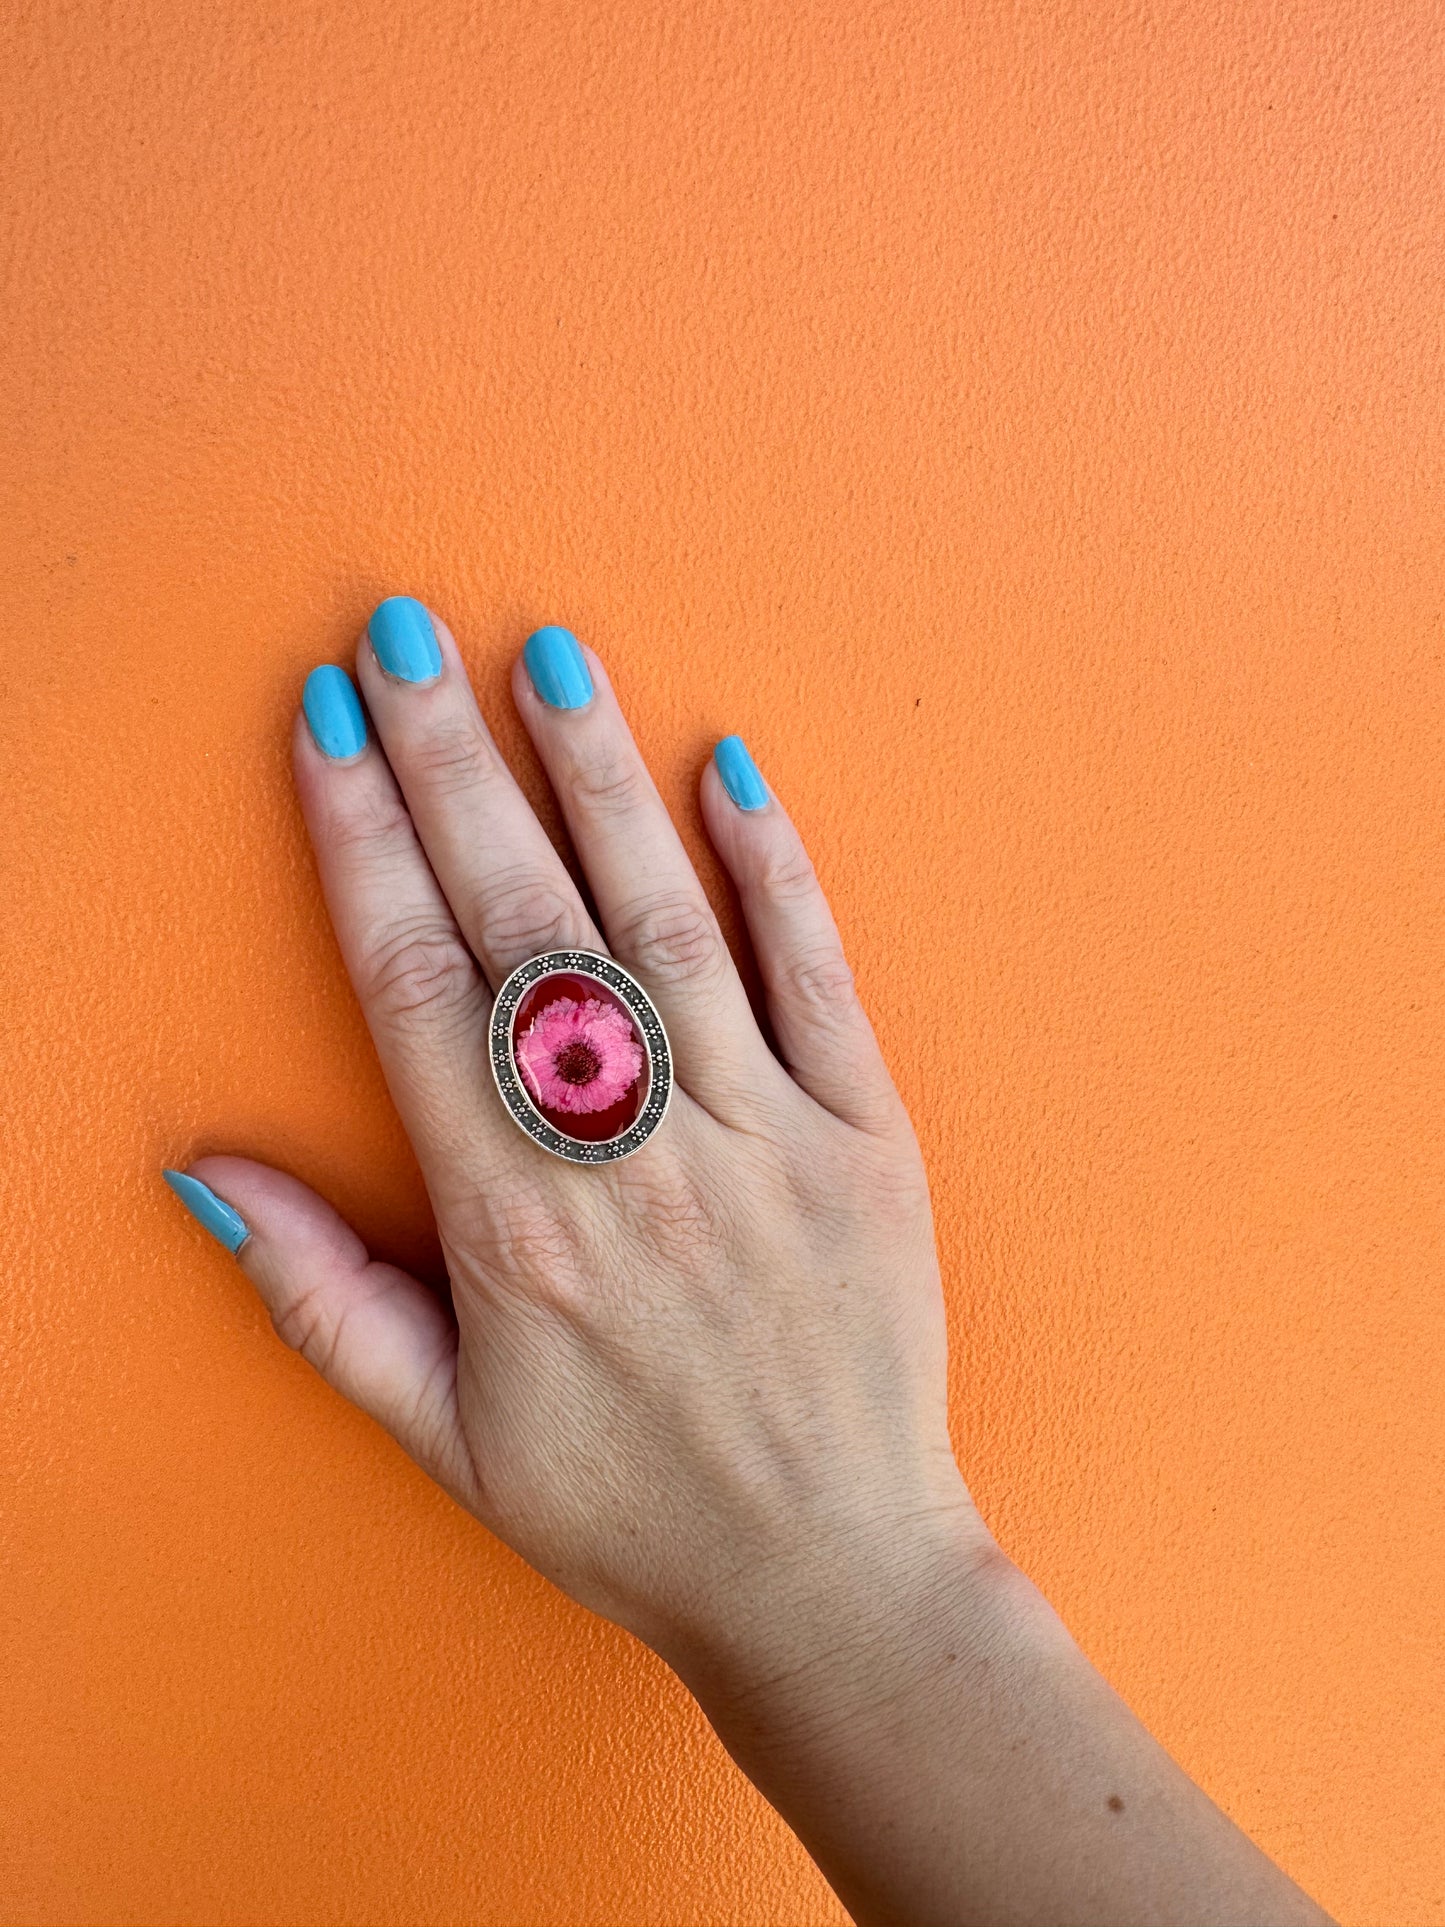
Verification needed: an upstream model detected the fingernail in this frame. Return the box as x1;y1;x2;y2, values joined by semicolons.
368;595;442;683
302;665;368;760
523;626;594;709
714;735;769;810
162;1169;252;1255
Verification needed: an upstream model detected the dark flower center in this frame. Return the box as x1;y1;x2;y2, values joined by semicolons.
553;1039;602;1085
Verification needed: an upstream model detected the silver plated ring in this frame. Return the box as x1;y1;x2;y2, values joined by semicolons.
488;947;674;1163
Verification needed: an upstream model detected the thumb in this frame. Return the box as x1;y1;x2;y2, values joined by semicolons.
163;1155;475;1504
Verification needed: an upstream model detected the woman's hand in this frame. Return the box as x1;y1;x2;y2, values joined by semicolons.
182;600;983;1681
169;598;1333;1927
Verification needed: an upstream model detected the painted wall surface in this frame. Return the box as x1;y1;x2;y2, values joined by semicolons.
3;2;1442;1923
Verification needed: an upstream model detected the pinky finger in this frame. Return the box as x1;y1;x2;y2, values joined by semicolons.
701;738;908;1138
163;1156;477;1506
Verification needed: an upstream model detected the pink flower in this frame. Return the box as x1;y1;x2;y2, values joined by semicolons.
516;994;645;1116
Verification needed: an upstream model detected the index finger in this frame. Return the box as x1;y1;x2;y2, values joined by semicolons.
293;665;526;1205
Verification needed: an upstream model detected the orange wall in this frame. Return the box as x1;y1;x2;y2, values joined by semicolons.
4;2;1442;1922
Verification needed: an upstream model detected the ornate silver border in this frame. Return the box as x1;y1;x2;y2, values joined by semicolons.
487;947;673;1163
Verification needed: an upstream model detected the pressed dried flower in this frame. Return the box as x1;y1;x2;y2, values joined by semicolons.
516;994;645;1115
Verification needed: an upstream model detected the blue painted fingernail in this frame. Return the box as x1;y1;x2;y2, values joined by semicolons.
523;626;594;709
714;735;769;810
368;595;442;683
162;1169;252;1255
302;665;368;760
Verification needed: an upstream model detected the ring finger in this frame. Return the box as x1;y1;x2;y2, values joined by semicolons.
510;626;783;1124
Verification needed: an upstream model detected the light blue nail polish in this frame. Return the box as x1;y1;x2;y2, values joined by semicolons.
368;595;442;683
162;1169;252;1255
302;665;368;759
714;735;769;810
523;626;594;709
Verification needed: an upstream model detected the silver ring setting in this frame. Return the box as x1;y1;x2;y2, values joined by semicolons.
488;947;674;1163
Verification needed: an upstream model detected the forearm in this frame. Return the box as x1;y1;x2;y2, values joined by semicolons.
670;1512;1334;1927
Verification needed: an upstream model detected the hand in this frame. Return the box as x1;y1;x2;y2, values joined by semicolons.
169;599;1333;1927
178;599;984;1686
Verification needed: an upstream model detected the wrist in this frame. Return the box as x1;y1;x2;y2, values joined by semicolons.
658;1485;1036;1755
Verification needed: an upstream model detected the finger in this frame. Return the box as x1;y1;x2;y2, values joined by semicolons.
352;598;605;988
294;666;516;1194
164;1157;478;1505
511;628;783;1124
700;737;909;1137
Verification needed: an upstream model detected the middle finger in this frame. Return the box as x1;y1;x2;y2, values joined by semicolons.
354;597;606;987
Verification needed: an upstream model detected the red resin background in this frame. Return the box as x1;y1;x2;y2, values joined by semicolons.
511;973;651;1140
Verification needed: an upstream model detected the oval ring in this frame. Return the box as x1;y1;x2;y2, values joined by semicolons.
488;947;674;1164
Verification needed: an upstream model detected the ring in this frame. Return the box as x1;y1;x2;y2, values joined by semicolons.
488;947;674;1163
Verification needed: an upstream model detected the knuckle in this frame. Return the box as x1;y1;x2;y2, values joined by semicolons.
405;720;491;798
325;784;417;861
272;1281;346;1379
487;1195;594;1311
781;944;858;1020
359;917;480;1027
566;747;646;822
784;1110;918;1216
627;1162;727;1264
509;1215;586;1286
396;1343;462;1461
757;838;820;903
613;890;727;987
613;1122;729;1232
466;866;585;961
867;1135;932;1216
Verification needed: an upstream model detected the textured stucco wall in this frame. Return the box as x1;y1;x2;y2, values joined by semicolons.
3;2;1442;1922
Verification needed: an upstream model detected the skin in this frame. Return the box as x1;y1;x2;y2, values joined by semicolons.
187;606;1335;1927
